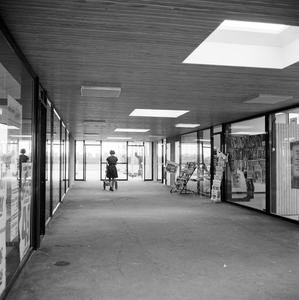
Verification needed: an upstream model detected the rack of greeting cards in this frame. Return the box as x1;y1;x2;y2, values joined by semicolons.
211;150;228;203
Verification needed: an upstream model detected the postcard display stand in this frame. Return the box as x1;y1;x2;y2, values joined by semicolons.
211;151;228;203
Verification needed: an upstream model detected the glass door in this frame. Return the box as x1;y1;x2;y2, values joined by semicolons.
101;142;128;180
128;144;144;180
85;143;101;181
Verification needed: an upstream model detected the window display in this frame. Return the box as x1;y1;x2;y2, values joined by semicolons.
225;117;266;210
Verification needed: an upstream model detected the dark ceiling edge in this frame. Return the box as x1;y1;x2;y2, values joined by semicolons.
0;16;36;79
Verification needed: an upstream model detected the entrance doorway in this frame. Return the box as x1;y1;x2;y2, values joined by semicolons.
128;145;144;180
85;145;101;181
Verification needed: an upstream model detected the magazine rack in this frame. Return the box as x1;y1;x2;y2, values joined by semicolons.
170;162;197;194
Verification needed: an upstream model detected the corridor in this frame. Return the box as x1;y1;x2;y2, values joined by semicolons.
7;181;299;300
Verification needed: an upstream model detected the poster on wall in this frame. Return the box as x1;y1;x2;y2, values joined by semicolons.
0;180;7;294
6;179;19;242
291;141;299;189
19;163;32;261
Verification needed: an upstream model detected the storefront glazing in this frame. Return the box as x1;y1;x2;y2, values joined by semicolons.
0;31;33;295
225;117;266;210
270;109;299;221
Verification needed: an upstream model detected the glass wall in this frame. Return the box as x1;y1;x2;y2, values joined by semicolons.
199;129;211;196
144;142;153;180
156;140;163;182
46;100;52;221
0;30;34;295
52;110;61;210
225;117;266;210
75;141;84;180
60;124;66;198
181;132;198;192
181;132;198;164
65;130;69;190
270;109;299;221
85;143;101;181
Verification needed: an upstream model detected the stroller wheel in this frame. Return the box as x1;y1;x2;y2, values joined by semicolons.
103;181;106;190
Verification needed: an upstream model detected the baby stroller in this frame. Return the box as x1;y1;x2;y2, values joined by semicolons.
103;165;118;190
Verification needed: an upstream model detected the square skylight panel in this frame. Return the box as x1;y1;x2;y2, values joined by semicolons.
130;109;189;118
183;20;299;69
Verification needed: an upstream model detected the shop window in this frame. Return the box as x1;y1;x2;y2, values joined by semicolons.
0;32;33;295
271;110;299;221
226;117;266;210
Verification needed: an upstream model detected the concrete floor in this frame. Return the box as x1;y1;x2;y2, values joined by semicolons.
6;180;299;300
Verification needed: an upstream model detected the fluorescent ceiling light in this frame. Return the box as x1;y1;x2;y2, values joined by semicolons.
231;131;266;135
130;109;189;118
244;94;293;104
115;128;150;132
149;135;164;138
175;123;200;128
183;20;299;69
10;135;32;138
81;86;121;98
107;137;132;140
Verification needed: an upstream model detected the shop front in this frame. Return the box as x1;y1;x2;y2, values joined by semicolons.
0;30;34;296
225;113;299;223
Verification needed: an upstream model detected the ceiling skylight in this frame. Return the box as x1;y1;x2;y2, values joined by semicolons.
115;128;150;132
175;123;200;128
130;109;189;118
220;20;288;34
183;20;299;69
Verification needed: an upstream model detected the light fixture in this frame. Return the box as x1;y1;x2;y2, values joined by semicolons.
175;123;200;128
115;128;150;132
107;137;132;140
149;135;165;138
84;133;99;137
130;109;189;118
244;94;293;104
231;131;266;135
81;86;121;98
10;135;32;138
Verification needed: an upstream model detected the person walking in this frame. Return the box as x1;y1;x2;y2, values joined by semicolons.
106;150;118;191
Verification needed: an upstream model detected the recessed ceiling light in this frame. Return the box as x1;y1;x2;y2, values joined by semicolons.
175;123;200;128
107;137;132;140
130;109;189;118
81;86;121;98
115;128;150;132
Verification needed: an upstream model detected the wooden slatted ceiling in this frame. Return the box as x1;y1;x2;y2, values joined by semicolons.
0;0;299;140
